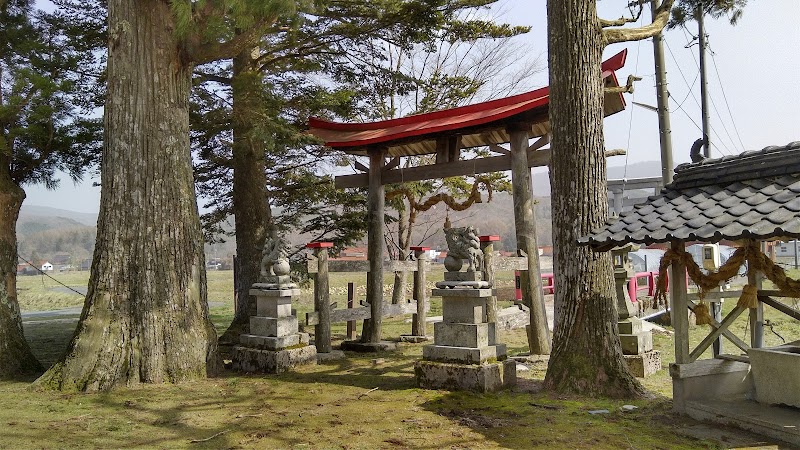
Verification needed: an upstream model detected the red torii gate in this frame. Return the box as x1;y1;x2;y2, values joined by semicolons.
308;50;629;352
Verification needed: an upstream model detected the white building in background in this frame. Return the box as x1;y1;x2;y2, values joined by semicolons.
40;262;53;271
776;241;800;257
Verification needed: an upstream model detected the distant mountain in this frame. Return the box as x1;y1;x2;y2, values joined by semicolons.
531;159;663;195
20;205;98;227
17;205;97;263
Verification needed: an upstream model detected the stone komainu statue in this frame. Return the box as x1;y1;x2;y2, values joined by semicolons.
260;237;291;279
444;225;483;272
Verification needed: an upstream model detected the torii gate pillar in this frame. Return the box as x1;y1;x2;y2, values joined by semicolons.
364;146;385;343
509;125;552;355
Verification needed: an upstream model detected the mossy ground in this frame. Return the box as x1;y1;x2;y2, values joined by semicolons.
6;269;797;449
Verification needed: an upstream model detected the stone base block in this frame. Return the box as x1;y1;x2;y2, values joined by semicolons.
422;344;506;364
414;359;516;392
620;331;653;355
441;297;487;324
434;322;495;348
432;288;493;298
250;316;297;337
340;340;398;353
256;296;292;318
240;333;309;351
624;350;661;377
232;345;317;374
618;317;644;335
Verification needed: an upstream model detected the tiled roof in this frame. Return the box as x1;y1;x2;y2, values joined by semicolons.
581;141;800;250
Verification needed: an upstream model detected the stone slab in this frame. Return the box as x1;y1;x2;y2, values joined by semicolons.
441;297;486;324
414;359;516;392
618;317;644;335
620;331;653;355
422;344;506;365
250;316;297;337
249;287;301;297
317;350;347;362
398;335;430;343
434;322;495;348
748;345;800;408
231;344;317;374
624;350;661;377
256;296;293;318
432;288;493;298
239;333;309;351
340;340;398;353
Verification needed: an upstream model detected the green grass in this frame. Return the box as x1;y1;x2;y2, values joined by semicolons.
9;269;798;448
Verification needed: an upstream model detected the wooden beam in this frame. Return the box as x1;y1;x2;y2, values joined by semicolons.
385;157;400;171
306;301;418;326
307;259;418;274
688;300;749;354
689;306;746;362
759;295;800;322
526;133;549;152
334;149;552;189
354;161;369;173
489;144;511;155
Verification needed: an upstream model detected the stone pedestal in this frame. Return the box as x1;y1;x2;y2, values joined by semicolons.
233;287;316;374
415;287;516;392
619;317;661;377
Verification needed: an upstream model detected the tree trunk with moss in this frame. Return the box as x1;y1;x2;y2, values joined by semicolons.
36;0;219;391
543;0;644;397
217;46;274;350
0;169;42;378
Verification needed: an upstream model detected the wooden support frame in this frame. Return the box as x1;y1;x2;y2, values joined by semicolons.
687;299;750;356
689;305;747;362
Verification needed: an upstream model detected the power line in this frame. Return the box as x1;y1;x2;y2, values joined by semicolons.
664;37;734;157
709;44;747;152
17;253;86;297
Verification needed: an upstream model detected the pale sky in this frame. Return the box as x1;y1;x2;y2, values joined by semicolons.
24;1;800;213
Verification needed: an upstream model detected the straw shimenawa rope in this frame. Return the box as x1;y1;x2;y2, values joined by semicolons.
653;241;800;321
386;177;494;225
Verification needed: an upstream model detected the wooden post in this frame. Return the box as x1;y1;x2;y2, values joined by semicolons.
749;240;764;348
232;254;239;316
346;282;357;340
410;246;430;337
671;241;690;364
308;242;333;353
365;146;386;343
509;125;550;354
480;235;500;323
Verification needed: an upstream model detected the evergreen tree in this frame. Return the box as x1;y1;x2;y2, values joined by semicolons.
37;0;295;391
0;0;102;378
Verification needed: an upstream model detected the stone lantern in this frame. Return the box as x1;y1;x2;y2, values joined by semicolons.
611;243;638;320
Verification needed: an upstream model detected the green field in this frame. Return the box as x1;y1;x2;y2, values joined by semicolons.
6;269;797;448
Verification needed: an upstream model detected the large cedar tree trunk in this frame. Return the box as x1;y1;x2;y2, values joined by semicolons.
0;171;42;377
543;0;644;397
36;0;219;391
217;47;273;349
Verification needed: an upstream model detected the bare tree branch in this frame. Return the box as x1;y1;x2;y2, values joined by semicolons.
602;0;675;46
604;74;642;95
